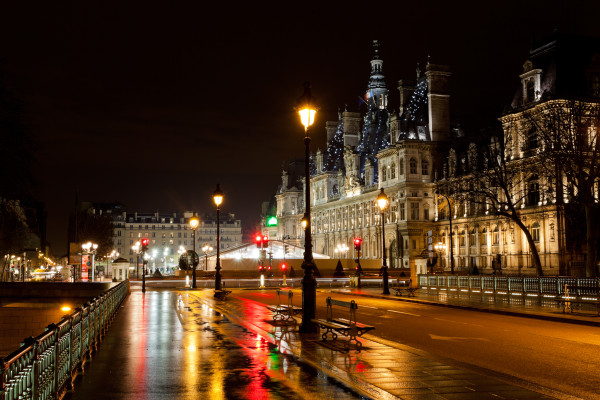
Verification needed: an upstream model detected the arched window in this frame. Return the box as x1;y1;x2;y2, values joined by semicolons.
409;158;417;174
469;229;476;247
422;159;429;175
532;222;540;242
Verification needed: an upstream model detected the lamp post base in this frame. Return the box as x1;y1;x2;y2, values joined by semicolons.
299;261;317;333
382;266;390;295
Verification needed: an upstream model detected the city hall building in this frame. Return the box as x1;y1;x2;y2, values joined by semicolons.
274;35;600;277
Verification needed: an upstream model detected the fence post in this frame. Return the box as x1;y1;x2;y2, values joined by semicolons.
522;276;526;295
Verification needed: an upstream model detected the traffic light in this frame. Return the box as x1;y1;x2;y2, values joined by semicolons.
258;264;264;272
262;234;269;246
280;262;287;272
353;237;362;251
255;234;263;248
284;244;289;254
141;238;150;252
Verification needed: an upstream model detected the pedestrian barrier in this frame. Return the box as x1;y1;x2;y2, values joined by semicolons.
556;281;600;315
312;297;374;350
0;280;130;400
419;275;600;310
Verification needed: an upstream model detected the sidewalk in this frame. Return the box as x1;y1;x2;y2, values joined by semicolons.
193;289;559;400
327;286;600;327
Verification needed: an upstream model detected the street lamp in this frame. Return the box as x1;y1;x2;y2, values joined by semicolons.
334;243;349;258
132;242;141;278
81;242;98;282
213;184;224;294
189;212;200;289
436;191;455;274
434;242;446;274
297;82;318;333
377;188;390;294
202;244;213;271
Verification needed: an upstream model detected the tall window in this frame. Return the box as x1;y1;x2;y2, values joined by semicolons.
399;159;404;175
528;177;540;206
410;202;419;220
423;207;429;221
459;230;466;247
480;228;488;248
526;79;535;102
409;158;417;174
492;226;500;245
391;163;396;179
532;222;540;242
399;202;406;220
469;229;476;247
421;159;429;175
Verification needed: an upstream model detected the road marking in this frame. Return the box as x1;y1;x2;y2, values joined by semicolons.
360;305;378;309
429;334;490;342
387;309;420;317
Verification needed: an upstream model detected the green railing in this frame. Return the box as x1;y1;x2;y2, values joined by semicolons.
0;280;129;400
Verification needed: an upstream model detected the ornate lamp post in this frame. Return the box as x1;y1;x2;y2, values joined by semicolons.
377;188;390;294
189;213;200;289
213;184;224;294
297;82;318;333
81;242;98;282
202;244;213;271
436;191;455;274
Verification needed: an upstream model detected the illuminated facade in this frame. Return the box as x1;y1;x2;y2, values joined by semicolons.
274;35;600;276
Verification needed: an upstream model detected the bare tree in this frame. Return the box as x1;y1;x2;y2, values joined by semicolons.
439;132;545;276
527;100;600;277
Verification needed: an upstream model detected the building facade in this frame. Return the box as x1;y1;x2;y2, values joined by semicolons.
93;205;243;272
274;36;600;276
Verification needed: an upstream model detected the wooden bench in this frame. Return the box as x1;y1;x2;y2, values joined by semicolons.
392;278;418;297
311;297;374;350
266;289;302;324
556;284;600;315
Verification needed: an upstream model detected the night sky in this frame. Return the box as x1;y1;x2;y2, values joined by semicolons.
2;1;600;256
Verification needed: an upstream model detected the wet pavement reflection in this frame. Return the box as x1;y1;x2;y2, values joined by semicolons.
68;289;361;400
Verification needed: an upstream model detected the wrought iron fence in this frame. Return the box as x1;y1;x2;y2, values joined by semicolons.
418;274;599;299
1;280;129;400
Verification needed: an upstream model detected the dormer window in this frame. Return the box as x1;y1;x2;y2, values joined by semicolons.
520;61;542;104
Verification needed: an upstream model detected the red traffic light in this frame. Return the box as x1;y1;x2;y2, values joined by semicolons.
280;263;287;271
353;237;362;250
258;265;264;271
262;235;269;246
141;238;150;251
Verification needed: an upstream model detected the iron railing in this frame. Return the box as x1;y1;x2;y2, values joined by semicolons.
418;274;598;298
0;280;129;400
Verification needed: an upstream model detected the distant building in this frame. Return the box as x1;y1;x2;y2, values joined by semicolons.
90;204;242;272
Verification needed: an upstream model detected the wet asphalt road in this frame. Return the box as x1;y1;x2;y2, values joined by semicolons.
68;289;362;400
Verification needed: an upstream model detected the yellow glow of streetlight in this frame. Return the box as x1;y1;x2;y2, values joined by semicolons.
213;184;224;207
377;188;389;211
301;217;308;229
61;306;71;312
297;82;317;131
189;213;200;230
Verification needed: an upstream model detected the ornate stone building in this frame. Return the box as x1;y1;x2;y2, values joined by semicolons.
275;35;600;276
